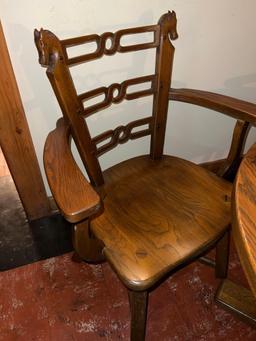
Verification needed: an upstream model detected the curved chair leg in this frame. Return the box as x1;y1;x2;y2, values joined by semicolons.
128;290;148;341
215;229;230;279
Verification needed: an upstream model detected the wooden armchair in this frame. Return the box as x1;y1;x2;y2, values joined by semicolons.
35;11;256;340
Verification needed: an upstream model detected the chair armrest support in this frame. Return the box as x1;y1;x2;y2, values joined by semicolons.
216;120;250;180
44;118;102;223
169;88;255;180
169;88;256;125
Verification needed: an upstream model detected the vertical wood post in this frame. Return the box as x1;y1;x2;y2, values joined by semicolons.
0;21;51;220
150;11;177;159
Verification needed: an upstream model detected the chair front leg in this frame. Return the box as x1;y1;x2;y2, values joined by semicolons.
128;290;148;341
72;220;105;263
215;229;230;279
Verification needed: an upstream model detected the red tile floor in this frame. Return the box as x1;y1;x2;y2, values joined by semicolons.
0;243;255;340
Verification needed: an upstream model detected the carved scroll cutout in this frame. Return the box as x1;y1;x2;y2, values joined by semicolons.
78;75;156;117
66;40;98;59
61;25;160;65
92;117;152;156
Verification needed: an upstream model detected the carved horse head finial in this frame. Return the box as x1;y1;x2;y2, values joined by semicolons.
158;10;178;41
34;28;63;71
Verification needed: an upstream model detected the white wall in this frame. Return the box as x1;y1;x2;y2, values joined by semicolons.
1;0;256;193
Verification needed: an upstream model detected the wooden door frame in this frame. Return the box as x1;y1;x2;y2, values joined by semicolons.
0;21;51;221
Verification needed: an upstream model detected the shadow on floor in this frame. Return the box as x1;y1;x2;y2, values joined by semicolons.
0;175;72;271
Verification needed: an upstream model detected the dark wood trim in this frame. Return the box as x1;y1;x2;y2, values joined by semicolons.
0;21;51;220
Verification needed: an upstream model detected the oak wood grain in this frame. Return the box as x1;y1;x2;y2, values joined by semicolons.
44;118;101;223
91;155;232;290
233;142;256;297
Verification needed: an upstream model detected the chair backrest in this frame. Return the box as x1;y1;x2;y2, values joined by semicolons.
34;11;178;187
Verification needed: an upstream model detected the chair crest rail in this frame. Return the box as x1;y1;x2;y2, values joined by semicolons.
61;25;160;65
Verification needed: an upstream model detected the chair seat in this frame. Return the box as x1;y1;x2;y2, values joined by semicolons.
91;155;232;290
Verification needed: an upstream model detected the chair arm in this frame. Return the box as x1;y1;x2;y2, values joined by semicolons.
169;88;256;125
44;118;102;223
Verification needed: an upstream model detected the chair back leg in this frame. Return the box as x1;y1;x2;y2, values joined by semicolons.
215;229;230;278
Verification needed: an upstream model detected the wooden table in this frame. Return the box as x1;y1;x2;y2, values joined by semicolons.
216;143;256;326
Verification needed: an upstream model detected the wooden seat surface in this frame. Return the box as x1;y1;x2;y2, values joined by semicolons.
91;155;232;290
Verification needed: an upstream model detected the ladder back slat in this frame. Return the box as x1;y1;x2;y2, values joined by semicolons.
78;75;156;117
92;117;152;156
61;25;160;65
